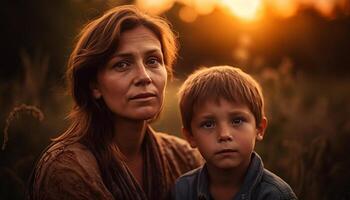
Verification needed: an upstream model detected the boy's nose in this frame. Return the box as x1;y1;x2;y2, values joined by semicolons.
217;126;233;143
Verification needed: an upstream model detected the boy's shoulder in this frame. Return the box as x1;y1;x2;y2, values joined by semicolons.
253;168;297;200
176;166;202;183
173;166;206;200
248;152;297;200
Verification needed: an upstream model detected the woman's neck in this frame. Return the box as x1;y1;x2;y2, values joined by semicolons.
113;118;147;159
113;118;147;187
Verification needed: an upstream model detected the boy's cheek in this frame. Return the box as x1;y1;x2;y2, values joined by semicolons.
182;128;198;148
189;141;198;148
187;136;198;148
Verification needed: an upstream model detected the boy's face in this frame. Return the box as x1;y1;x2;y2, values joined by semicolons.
183;98;267;170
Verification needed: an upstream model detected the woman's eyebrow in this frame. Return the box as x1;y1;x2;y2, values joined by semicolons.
112;53;133;58
144;49;162;55
112;49;162;58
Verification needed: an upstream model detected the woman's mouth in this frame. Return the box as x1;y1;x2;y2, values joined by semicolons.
129;92;156;100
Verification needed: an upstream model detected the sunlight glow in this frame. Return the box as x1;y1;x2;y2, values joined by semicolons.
314;0;335;17
135;0;174;15
268;0;298;18
179;6;198;23
134;0;350;21
219;0;263;21
178;0;216;15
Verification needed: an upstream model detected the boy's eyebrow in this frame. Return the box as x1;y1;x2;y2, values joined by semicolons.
227;110;251;116
195;110;251;119
194;114;215;120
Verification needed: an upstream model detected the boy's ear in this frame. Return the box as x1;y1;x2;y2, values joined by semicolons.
256;117;268;141
90;81;102;99
182;127;197;148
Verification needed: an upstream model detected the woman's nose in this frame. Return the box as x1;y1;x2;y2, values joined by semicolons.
134;63;152;86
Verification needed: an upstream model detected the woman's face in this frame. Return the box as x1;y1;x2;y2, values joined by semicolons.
91;25;167;121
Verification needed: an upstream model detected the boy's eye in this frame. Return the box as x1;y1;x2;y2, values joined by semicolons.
113;61;130;71
232;117;245;126
200;120;215;129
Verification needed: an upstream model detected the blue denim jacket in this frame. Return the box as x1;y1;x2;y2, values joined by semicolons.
173;152;297;200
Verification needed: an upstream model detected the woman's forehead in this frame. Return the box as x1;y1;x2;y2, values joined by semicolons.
115;26;162;55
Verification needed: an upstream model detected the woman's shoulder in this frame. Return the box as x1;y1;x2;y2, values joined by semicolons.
155;132;188;146
31;141;112;199
36;142;98;174
154;131;203;170
154;132;195;155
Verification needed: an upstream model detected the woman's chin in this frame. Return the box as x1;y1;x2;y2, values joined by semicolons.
131;108;159;121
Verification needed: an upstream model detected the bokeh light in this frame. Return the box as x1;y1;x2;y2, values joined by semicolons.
134;0;350;22
266;0;298;18
135;0;174;15
219;0;263;21
179;6;198;23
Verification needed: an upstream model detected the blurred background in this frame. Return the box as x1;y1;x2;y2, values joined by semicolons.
1;0;350;199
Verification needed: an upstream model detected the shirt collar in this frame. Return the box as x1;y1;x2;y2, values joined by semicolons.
197;164;212;200
234;152;264;200
196;152;264;200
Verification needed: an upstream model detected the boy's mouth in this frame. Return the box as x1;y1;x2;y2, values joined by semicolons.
215;149;238;155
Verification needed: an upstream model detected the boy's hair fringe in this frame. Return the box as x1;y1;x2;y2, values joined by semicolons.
178;65;265;133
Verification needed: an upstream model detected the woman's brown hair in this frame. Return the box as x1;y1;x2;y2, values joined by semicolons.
54;5;178;199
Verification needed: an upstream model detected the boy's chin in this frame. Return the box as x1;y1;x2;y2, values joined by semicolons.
209;159;242;170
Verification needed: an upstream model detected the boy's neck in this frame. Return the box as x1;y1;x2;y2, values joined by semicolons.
207;160;250;200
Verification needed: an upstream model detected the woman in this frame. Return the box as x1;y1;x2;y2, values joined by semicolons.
28;5;202;200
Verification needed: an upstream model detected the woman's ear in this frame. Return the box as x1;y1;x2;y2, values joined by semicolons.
256;117;268;141
90;82;102;99
182;127;197;148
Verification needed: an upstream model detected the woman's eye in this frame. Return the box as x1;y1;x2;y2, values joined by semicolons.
200;121;215;129
146;57;161;67
113;61;130;71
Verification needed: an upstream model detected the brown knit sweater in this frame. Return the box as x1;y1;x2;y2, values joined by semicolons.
29;128;203;200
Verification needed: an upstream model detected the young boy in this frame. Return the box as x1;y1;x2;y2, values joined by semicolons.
173;66;297;200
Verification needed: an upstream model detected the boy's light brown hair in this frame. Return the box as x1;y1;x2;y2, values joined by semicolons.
178;65;265;133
